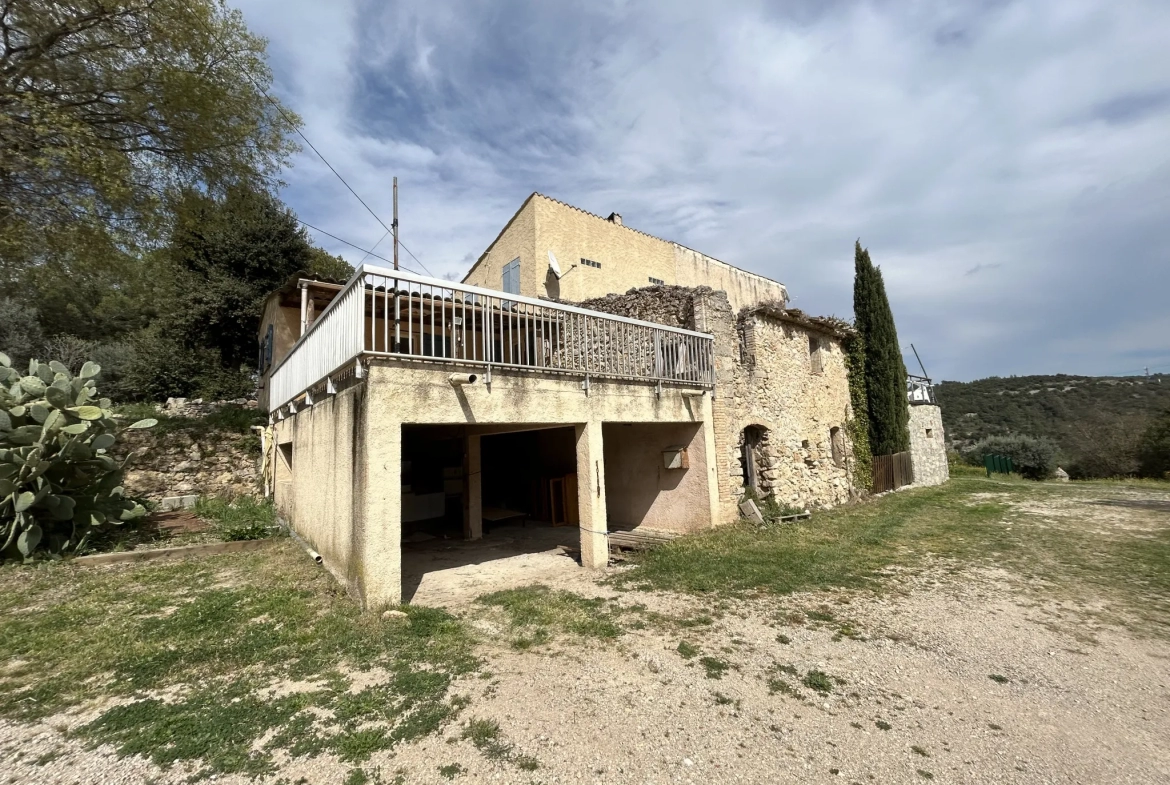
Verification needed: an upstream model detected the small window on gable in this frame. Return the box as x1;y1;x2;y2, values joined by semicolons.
649;276;665;285
809;335;823;374
926;428;934;438
502;258;521;294
581;258;601;269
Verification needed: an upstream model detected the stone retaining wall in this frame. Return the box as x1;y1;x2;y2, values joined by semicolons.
113;401;264;501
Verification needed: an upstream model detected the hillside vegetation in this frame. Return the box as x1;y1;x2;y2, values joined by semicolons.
936;373;1170;477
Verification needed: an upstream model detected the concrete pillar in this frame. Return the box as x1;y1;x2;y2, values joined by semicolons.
698;396;722;527
463;434;482;540
575;420;609;569
361;414;402;609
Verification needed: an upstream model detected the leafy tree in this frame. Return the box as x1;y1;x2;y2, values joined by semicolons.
0;0;299;279
968;434;1058;481
1138;409;1170;479
852;241;910;456
124;186;353;400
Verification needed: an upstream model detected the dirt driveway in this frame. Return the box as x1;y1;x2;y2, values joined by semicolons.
4;477;1168;784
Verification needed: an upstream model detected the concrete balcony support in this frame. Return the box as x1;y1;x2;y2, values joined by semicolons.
575;420;609;569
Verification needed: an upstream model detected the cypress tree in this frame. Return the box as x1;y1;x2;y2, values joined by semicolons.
853;241;910;456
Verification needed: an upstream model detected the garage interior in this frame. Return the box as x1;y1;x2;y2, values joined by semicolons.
400;424;581;602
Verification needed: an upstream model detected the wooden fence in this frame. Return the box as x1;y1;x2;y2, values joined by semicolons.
872;451;914;494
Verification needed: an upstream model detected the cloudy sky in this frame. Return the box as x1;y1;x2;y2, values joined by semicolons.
234;0;1169;382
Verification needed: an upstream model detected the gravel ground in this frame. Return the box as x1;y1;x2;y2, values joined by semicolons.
4;486;1168;785
5;562;1167;785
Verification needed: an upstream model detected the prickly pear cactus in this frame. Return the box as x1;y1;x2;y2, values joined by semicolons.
0;352;156;559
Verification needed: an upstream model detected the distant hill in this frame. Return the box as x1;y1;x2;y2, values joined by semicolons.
935;373;1170;476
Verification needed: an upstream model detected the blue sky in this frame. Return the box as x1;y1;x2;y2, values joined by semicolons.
234;0;1170;382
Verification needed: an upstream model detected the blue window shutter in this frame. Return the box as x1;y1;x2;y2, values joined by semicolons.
502;259;520;294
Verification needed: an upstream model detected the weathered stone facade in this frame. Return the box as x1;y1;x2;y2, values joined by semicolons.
580;285;858;520
908;404;948;487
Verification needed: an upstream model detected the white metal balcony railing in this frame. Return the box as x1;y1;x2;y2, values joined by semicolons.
267;264;715;411
907;375;937;405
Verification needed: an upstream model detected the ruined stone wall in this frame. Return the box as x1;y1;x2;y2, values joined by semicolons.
728;314;854;510
577;285;700;329
908;404;949;487
578;286;859;520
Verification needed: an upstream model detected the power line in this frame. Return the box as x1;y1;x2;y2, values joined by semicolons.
194;12;433;277
298;220;425;276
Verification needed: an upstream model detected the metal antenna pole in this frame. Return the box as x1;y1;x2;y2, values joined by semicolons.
910;343;929;379
392;176;399;271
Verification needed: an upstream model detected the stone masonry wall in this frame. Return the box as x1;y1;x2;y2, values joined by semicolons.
908;404;949;487
116;428;262;501
727;313;854;510
578;286;859;521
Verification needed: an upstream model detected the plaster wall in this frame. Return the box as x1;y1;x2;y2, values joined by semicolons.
272;383;368;598
602;423;709;534
462;194;788;311
462;197;537;298
276;362;719;608
672;246;789;313
908;405;949;487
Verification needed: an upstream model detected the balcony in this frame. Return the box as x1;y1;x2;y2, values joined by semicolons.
266;265;716;412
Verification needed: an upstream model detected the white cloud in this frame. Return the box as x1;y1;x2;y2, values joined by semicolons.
231;0;1170;380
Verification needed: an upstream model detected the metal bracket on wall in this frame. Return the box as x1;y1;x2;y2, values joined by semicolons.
325;376;336;395
304;390;314;406
287;401;296;415
655;379;662;399
354;359;365;379
485;364;492;389
582;373;591;396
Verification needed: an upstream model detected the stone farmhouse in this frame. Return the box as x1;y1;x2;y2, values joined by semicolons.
257;194;947;608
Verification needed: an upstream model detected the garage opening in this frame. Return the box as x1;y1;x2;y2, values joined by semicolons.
481;427;578;528
400;424;580;603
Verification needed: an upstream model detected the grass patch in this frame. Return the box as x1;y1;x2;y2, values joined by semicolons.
802;669;833;694
616;477;1170;635
776;633;791;644
677;641;699;659
699;656;729;679
875;720;892;731
0;541;478;777
476;586;623;649
912;744;930;757
989;674;1010;684
917;769;935;780
195;495;281;541
461;718;539;771
438;763;464;779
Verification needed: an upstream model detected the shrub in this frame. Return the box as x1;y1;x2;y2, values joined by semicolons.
968;434;1058;481
1138;409;1170;479
0;353;156;559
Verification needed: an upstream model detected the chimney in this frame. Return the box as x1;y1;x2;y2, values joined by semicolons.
606;212;623;226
